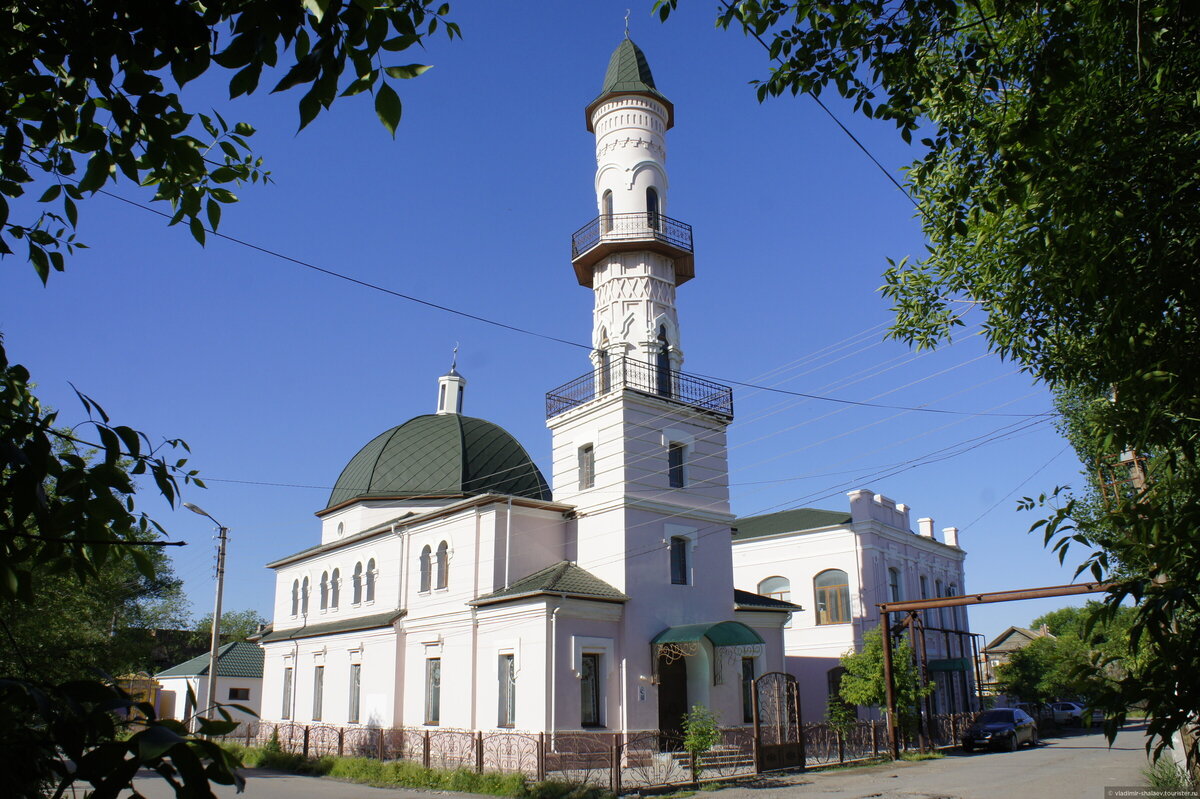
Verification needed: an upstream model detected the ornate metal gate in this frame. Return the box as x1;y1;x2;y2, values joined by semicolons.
752;671;804;771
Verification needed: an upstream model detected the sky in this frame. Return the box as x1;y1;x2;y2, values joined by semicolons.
0;1;1097;645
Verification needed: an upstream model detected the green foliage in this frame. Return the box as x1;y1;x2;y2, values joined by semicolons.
681;704;721;780
193;608;269;647
1143;755;1196;792
660;0;1200;767
523;779;614;799
995;635;1092;707
0;677;244;798
838;628;932;737
2;1;459;276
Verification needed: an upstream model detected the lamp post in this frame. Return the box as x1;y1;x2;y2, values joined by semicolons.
184;502;228;726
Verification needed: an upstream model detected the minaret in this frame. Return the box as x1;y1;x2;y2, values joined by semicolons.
573;37;694;373
547;39;734;594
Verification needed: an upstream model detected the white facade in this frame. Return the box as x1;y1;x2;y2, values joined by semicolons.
731;489;973;721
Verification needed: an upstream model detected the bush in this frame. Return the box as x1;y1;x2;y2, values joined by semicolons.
523;779;614;799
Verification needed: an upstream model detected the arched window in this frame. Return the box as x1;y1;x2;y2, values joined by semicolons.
596;335;610;394
352;562;363;605
888;567;902;602
290;580;299;616
419;545;432;593
366;558;376;602
319;571;329;611
435;542;449;590
655;325;672;397
646;186;660;230
301;576;310;615
601;189;613;233
757;576;791;603
331;568;340;609
814;569;850;625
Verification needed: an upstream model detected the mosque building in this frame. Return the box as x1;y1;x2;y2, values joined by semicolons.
256;37;970;735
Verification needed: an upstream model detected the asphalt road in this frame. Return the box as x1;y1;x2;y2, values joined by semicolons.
126;725;1154;799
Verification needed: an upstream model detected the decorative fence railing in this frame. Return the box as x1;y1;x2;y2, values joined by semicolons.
216;714;975;788
570;212;693;261
546;356;734;419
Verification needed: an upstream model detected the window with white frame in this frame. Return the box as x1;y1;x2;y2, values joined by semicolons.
435;542;449;590
319;571;329;611
498;654;516;727
348;663;362;723
301;577;310;615
815;569;851;625
419;546;432;593
331;568;340;609
281;667;293;720
352;562;363;604
888;567;902;602
669;536;689;585
578;444;595;490
290;581;299;616
366;558;376;602
312;665;324;721
425;658;441;725
580;652;602;727
667;441;686;488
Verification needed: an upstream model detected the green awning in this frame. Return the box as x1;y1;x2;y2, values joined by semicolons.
929;657;971;672
651;621;764;648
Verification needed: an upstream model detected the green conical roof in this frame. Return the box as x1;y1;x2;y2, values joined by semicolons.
586;38;673;130
326;414;550;509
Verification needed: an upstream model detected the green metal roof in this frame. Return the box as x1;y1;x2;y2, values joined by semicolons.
732;508;853;541
471;561;628;606
327;414;551;509
733;588;803;612
651;621;765;648
586;38;674;130
258;610;404;643
156;641;263;679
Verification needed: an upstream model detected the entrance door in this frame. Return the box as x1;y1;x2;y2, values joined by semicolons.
657;654;688;743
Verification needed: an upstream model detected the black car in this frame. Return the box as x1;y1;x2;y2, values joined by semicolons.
960;708;1038;752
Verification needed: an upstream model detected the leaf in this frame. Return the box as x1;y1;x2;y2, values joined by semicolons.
135;723;187;761
383;64;432;79
188;216;206;245
302;0;332;22
38;184;61;203
374;82;401;137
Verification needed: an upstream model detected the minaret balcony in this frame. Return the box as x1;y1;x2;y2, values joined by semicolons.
546;356;733;420
570;213;695;287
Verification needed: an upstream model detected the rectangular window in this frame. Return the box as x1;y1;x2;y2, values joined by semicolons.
425;658;441;725
741;657;756;723
580;653;601;727
578;444;595;490
498;654;516;727
312;665;325;721
667;442;686;488
349;663;362;723
669;536;689;585
281;667;293;720
228;687;250;701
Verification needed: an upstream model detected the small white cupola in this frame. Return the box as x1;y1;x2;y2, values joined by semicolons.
436;347;467;415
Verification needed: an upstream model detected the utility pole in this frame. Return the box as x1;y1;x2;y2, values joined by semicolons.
184;503;228;726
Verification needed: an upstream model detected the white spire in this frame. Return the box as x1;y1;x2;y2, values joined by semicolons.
435;345;466;414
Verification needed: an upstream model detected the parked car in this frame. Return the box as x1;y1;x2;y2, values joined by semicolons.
1049;701;1086;725
960;708;1039;752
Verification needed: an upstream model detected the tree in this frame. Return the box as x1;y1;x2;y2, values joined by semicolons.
193;608;269;647
3;0;458;280
658;0;1200;764
838;627;932;739
2;3;464;794
995;634;1093;708
0;538;190;684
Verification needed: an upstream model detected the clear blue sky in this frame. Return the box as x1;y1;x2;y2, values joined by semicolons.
0;1;1093;644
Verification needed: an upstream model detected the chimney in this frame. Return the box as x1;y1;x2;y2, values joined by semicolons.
918;517;935;538
943;526;960;547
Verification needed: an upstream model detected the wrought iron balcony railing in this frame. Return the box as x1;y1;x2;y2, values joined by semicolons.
546;356;733;420
571;212;693;261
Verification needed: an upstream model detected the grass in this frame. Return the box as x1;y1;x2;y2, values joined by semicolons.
899;751;945;762
1143;757;1196;793
219;744;611;799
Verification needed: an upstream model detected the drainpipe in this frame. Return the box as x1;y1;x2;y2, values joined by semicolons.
550;601;562;745
504;497;513;589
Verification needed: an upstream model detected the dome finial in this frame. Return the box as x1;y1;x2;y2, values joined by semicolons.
437;346;467;414
450;342;459;375
624;8;630;39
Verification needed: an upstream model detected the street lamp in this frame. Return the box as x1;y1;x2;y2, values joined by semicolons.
183;502;228;727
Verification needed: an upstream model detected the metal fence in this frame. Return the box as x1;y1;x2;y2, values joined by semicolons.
546;356;734;419
218;714;974;789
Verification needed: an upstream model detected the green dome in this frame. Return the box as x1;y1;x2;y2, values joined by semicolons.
586;38;674;130
326;414;551;509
